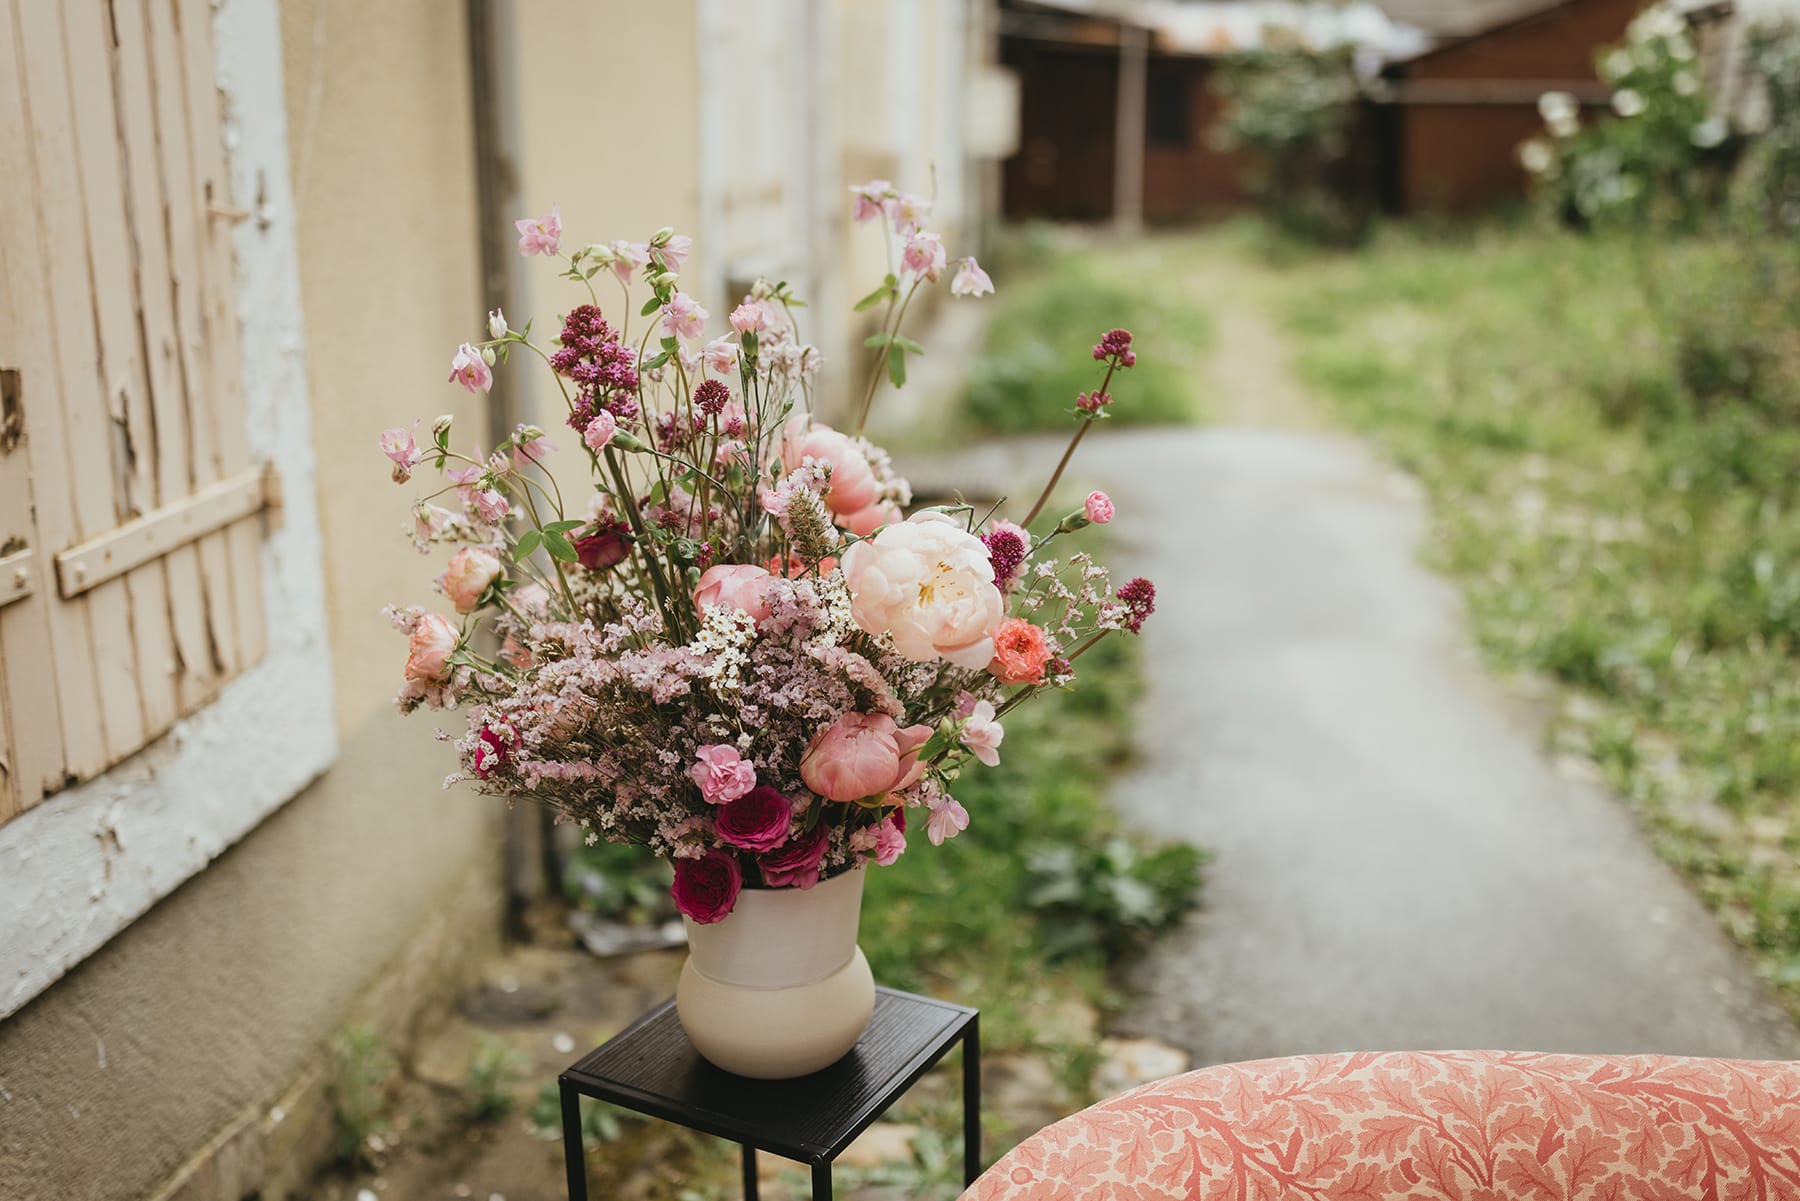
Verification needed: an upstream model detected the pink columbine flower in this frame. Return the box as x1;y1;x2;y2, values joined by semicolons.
671;850;742;923
950;257;994;298
378;426;423;483
1085;491;1114;524
488;308;508;339
703;336;739;376
925;791;970;846
690;744;758;805
901;230;946;282
609;240;649;283
583;410;618;452
471;487;510;525
988;618;1050;685
650;233;692;272
850;178;893;223
439;545;502;614
411;501;456;550
512;431;554;471
662;292;709;343
514;206;562;256
729;302;767;334
448;343;493;393
960;699;1004;767
890;193;932;236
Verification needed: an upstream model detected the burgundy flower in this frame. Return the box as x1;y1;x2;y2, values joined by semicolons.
759;822;831;889
715;786;794;853
1117;576;1156;634
693;378;731;415
671;850;742;924
1092;327;1135;366
981;528;1026;589
574;519;631;571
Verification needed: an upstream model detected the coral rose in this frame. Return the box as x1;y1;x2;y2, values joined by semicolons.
800;712;932;804
693;563;774;623
404;612;458;682
841;512;1005;668
988;618;1050;685
671;850;742;924
440;546;502;614
715;786;793;853
759;823;831;889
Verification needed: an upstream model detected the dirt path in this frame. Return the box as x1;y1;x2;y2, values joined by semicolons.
904;249;1800;1067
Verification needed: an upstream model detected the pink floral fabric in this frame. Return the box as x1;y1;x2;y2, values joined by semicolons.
965;1051;1800;1200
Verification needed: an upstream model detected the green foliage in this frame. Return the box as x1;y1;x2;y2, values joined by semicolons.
1275;219;1800;1012
1210;43;1369;245
564;836;678;923
464;1035;528;1123
957;234;1209;434
327;1026;395;1168
1026;838;1205;961
528;1081;649;1146
1733;22;1800;232
1523;4;1728;229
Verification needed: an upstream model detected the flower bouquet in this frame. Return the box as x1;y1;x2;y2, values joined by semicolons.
381;182;1154;1076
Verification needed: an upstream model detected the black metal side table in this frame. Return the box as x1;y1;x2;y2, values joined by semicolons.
558;987;980;1200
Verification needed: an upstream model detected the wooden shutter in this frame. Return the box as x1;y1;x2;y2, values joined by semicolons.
0;0;269;821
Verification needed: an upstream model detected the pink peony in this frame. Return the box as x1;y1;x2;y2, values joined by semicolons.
715;786;793;853
661;292;709;343
800;712;930;804
950;257;994;298
758;823;830;889
901;230;946;282
988;618;1050;685
514;205;562;256
448;343;493;393
1085;491;1114;524
690;744;757;805
784;419;880;516
440;546;502;614
671;850;742;924
404;612;458;682
838;501;900;537
925;792;970;846
960;699;1004;767
841;512;1005;669
693;564;774;623
583;410;618;452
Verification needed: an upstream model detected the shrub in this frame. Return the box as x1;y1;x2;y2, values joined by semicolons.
1732;22;1800;231
327;1026;395;1168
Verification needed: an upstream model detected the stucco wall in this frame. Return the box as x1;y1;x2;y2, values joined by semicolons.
0;3;505;1198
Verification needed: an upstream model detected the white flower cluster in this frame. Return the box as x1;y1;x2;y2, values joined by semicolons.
690;604;760;691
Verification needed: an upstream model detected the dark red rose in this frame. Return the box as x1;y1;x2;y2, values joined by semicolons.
574;518;631;570
759;822;831;890
715;786;793;853
671;850;742;924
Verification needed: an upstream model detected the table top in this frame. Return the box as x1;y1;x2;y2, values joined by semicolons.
561;986;977;1162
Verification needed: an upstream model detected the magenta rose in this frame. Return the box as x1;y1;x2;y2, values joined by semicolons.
715;786;793;853
759;823;831;890
671;849;742;924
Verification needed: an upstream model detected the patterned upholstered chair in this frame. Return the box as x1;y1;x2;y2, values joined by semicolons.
964;1051;1800;1200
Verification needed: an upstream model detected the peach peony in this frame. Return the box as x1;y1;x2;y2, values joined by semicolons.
693;564;775;623
841;512;1005;668
784;417;880;516
800;712;931;804
988;618;1050;685
440;546;502;614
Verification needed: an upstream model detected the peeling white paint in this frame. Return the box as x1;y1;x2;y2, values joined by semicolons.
0;0;335;1020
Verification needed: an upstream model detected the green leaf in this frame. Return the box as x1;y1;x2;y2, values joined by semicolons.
513;529;543;558
642;351;670;370
543;531;578;564
660;336;677;351
542;519;585;534
863;332;892;348
894;335;924;355
887;346;907;389
853;283;892;312
640;297;660;317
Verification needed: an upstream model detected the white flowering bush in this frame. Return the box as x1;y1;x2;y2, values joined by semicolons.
1520;4;1728;227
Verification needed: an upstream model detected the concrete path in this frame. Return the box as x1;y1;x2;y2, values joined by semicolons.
909;255;1800;1066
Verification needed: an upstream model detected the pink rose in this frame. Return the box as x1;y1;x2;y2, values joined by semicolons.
404;612;457;682
758;823;830;889
988;618;1050;685
514;205;562;256
693;564;774;622
440;546;502;614
448;343;493;393
715;786;794;853
800;712;931;804
671;850;742;924
690;744;757;805
1085;491;1114;524
783;419;880;516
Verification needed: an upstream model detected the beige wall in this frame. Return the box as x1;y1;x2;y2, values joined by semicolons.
0;4;504;1199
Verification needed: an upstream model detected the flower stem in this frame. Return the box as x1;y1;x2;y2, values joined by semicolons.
1021;418;1094;528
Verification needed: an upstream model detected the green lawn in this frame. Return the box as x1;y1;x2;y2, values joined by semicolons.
1270;221;1800;1009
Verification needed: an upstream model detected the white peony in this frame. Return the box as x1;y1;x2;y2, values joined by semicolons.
840;512;1004;669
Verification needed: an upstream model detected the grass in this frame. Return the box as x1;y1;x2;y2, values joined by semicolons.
1268;219;1800;1008
955;225;1215;433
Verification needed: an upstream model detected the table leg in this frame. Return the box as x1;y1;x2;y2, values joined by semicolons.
742;1144;759;1201
560;1081;588;1201
963;1016;982;1185
812;1161;832;1201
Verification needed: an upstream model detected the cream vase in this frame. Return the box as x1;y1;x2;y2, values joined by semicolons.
675;865;875;1079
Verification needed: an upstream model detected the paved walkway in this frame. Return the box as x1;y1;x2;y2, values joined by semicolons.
912;254;1800;1066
